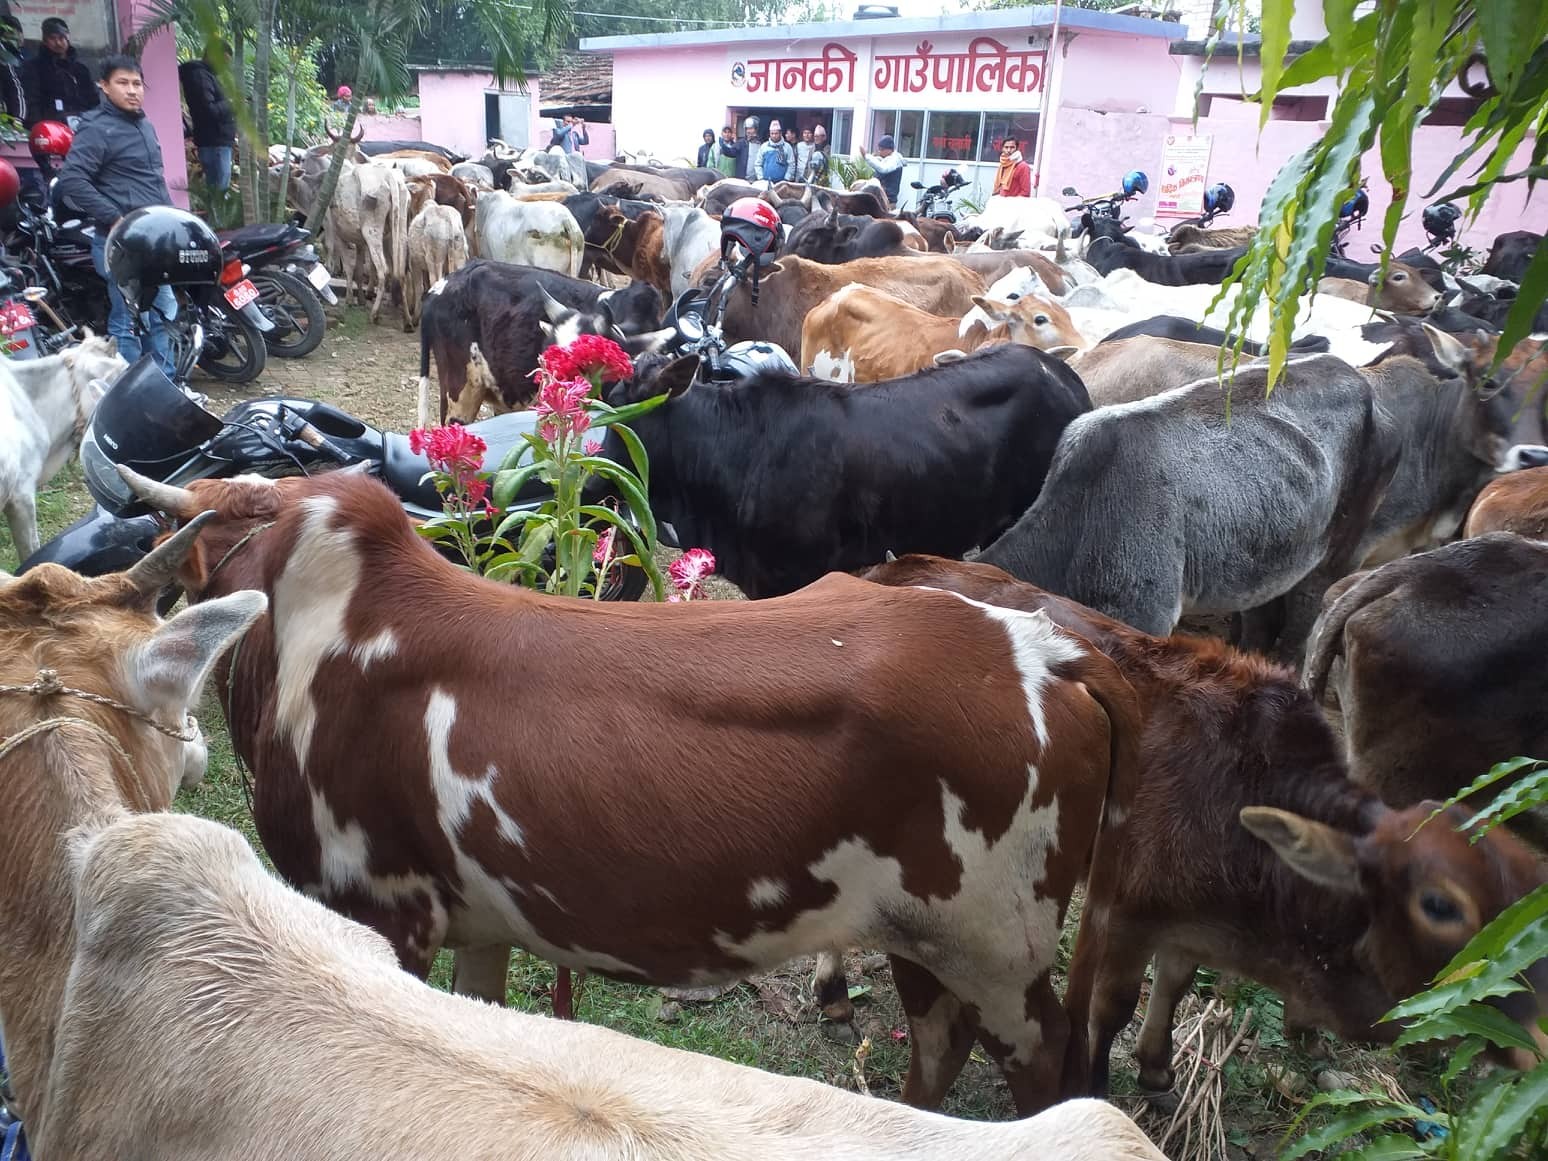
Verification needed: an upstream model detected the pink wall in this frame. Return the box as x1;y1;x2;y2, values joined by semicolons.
129;0;190;207
414;70;615;161
611;48;728;162
355;111;423;141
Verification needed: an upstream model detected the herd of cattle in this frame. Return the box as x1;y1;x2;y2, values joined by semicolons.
2;138;1547;1155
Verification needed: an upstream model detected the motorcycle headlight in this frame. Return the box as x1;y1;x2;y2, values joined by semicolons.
79;429;136;515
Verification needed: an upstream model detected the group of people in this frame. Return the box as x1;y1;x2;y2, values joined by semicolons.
699;117;829;186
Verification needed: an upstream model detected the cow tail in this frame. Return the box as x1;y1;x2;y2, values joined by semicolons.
1302;565;1406;705
1059;645;1143;1098
418;291;437;428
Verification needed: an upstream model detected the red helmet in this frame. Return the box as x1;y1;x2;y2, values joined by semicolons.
29;120;73;158
721;196;782;266
0;158;18;209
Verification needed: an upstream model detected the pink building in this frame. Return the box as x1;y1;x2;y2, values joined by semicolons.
0;0;188;205
583;6;1548;251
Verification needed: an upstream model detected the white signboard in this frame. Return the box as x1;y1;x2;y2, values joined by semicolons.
1156;133;1212;217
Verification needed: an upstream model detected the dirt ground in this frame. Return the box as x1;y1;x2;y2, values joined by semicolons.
156;307;1457;1157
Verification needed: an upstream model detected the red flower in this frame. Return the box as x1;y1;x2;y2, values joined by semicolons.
584;439;604;456
535;377;593;444
539;343;578;383
668;547;717;599
566;333;635;385
593;524;616;565
409;425;487;476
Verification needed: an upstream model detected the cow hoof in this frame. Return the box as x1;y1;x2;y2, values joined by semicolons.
821;998;856;1023
1137;1063;1175;1093
1140;1086;1181;1115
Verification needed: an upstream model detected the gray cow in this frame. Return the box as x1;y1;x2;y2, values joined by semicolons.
980;336;1534;661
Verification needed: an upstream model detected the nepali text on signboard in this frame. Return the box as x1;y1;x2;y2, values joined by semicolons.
1156;133;1213;217
729;37;1046;106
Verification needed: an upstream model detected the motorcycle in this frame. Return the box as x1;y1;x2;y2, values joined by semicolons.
908;168;970;223
664;252;799;384
21;358;649;602
1331;179;1370;258
1;191;273;384
218;219;334;359
1062;184;1136;239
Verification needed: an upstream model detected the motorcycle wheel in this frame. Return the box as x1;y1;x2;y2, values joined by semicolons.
252;269;326;358
197;306;268;384
600;561;648;603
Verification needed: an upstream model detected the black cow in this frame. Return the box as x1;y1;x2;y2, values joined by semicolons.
1454;281;1548;332
419;260;664;423
360;139;464;162
783;209;915;263
1483;230;1540;282
1099;315;1329;355
601;345;1092;598
775;200;811;227
1086;237;1247;285
815;188;891;219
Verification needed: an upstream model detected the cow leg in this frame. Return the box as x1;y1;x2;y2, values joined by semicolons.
890;955;977;1110
813;949;854;1022
1133;948;1199;1091
1082;922;1155;1097
975;971;1068;1116
369;234;391;323
4;492;39;560
450;944;511;1004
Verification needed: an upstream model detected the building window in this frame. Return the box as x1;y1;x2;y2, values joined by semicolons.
869;109;924;156
980;112;1040;162
925;111;980;161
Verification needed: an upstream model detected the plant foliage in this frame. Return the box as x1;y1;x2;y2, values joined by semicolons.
1217;1;1548;385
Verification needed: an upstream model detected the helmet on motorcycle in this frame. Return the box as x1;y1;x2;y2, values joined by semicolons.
1122;170;1149;198
721;196;782;267
1339;188;1370;220
0;159;19;209
105;206;223;314
1203;182;1235;215
1422;201;1462;243
28;119;72;158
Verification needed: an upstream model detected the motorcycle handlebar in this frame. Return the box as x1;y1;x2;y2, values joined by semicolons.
293;420;352;464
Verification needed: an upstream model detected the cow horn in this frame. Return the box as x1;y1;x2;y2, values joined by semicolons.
884;549;898;562
125;511;217;595
538;285;569;323
117;465;199;515
351;122;366;144
324;116;339;141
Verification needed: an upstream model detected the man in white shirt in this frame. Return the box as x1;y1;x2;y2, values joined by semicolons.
863;134;905;207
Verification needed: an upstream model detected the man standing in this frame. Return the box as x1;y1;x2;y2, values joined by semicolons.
179;48;237;192
804;125;830;186
795;127;814;183
756;118;793;184
21;17;96;128
696;128;715;169
56;55;176;371
992;136;1031;198
551;114;588;155
713;124;739;177
735;115;760;181
0;17;26;126
863;134;905;207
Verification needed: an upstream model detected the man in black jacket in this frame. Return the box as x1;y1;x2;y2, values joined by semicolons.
57;55;175;371
179;50;236;190
21;17;96;128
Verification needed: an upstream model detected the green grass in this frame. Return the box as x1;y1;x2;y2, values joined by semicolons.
0;460;94;570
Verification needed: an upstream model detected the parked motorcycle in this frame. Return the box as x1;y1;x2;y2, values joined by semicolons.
1063;169;1149;238
22;358;649;602
218;219;334;359
908;168;971;223
1331;179;1370;258
1;191;272;384
1165;181;1236;235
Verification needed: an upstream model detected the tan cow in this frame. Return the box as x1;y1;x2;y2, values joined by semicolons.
1166;223;1257;253
1317;262;1440;314
802;283;1083;381
1464;465;1548;538
403;203;469;331
327;160;411;324
0;536;1170;1161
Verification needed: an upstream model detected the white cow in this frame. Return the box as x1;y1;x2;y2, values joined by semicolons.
963;195;1070;248
475;190;584;276
449;162;495;190
327;161;411;323
661;204;719;297
404;204;470;330
0;334;125;561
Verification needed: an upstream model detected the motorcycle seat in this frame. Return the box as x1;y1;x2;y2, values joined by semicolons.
217;223;304;253
380;410;551;511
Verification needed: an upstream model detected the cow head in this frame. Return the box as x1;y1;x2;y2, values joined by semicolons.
535;286;672;357
1366;262;1441;315
0;518;265;797
969;294;1085;353
1242;801;1548;1065
608;352;698;408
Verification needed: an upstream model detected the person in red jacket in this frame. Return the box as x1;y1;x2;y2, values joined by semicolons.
992;136;1031;198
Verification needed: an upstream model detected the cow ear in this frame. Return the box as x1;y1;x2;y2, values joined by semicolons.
943;233;957;253
1045;345;1081;363
539;320;555;339
1421;323;1470;376
132;591;268;717
933;349;969;366
970;295;1009;321
1240;806;1361;892
648;355;699;399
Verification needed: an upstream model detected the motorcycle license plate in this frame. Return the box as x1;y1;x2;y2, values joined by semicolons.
224;279;260;310
307;264;332;290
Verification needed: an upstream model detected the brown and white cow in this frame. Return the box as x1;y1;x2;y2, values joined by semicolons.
714;254;987;358
1464;464;1548;538
121;466;1144;1116
1317;261;1441;314
0;545;1169;1160
860;554;1548;1096
801;284;1083;382
1304;532;1548;850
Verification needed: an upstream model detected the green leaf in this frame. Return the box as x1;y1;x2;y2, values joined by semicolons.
1323;0;1365;74
1435;164;1548;203
1335;1134;1433;1161
1276;13;1378;90
516;520;555;567
1458;767;1548;839
1441;1038;1488;1087
492;463;549;510
577;504;665;601
1282;1098;1433;1160
1254;0;1294;129
1395;1001;1542;1056
607;420;654;494
1475;0;1548;95
592;391;672;429
1453;1061;1548;1158
1391;884;1548;1022
575;458;658;545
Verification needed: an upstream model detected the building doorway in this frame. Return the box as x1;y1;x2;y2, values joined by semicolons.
728;106;852;154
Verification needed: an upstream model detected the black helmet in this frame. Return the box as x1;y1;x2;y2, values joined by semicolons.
105;206;223;313
1422;201;1462;244
1203;182;1235;216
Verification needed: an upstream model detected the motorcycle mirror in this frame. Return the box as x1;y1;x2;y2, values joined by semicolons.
677;312;705;344
909;181;924;189
1061;186;1078;197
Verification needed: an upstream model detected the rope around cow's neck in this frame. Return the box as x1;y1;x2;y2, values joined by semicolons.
199;521;276;597
0;669;198;775
598;218;626;255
